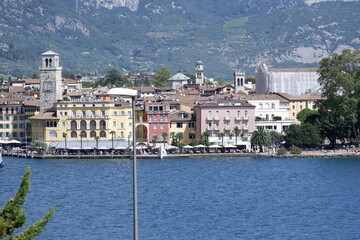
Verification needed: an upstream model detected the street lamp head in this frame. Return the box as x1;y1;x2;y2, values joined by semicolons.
107;88;139;98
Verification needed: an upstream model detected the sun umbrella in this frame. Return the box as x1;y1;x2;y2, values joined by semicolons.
183;145;193;149
194;144;206;148
224;144;236;148
7;140;21;144
209;144;222;148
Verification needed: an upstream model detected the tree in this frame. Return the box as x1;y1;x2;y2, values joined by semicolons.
296;108;320;124
170;132;177;146
284;124;302;148
30;140;47;154
189;131;196;146
201;132;210;146
95;136;100;149
250;126;271;152
110;131;115;149
176;132;183;146
218;132;225;146
269;131;284;146
300;123;323;148
62;132;67;149
161;132;168;148
0;168;55;239
152;135;158;147
152;66;172;87
317;49;360;147
233;126;241;146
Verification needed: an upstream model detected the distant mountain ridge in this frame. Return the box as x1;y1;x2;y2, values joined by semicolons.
0;0;359;79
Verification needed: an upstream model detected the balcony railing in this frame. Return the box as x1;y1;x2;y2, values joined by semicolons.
214;116;220;121
67;115;110;120
224;116;231;121
224;125;231;131
207;116;213;121
235;116;241;121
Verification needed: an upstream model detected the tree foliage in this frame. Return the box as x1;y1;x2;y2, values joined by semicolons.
30;140;47;153
0;168;55;239
250;126;271;152
317;49;360;147
296;108;320;124
152;67;172;88
284;123;323;148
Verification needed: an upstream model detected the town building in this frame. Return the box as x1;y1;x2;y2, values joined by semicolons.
256;62;320;96
169;110;196;146
168;72;192;90
29;99;133;148
143;101;170;145
193;98;256;149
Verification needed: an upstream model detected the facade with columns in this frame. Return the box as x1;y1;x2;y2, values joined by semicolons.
39;50;63;113
29;99;133;147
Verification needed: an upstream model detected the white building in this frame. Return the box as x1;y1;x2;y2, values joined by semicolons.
256;62;320;96
168;72;191;90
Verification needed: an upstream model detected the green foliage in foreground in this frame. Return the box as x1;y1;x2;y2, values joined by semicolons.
251;126;271;152
277;148;287;155
290;146;302;155
30;140;47;154
0;168;55;239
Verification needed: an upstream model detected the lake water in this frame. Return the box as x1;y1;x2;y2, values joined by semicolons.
1;156;360;240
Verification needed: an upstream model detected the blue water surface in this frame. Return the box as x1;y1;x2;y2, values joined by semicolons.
1;156;360;240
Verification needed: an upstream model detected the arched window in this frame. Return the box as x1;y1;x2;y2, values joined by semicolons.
90;131;96;138
71;131;77;138
71;120;77;130
49;58;52;67
90;120;96;130
45;58;49;67
100;120;106;130
49;131;57;138
259;103;263;109
80;120;87;130
100;131;106;138
80;131;87;138
272;103;275;109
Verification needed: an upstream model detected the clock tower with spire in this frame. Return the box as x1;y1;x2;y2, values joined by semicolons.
39;49;62;113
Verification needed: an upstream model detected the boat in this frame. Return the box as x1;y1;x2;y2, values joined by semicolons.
0;153;3;168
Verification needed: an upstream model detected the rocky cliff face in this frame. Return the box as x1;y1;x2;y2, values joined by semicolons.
0;0;358;78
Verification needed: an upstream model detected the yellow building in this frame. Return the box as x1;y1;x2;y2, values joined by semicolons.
30;99;133;148
169;110;196;146
276;93;323;123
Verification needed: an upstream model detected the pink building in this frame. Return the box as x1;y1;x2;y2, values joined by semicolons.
193;98;255;149
144;101;170;144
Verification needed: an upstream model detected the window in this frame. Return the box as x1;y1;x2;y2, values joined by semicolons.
62;122;66;127
49;130;57;138
13;124;18;129
160;123;164;129
113;121;116;127
121;131;124;138
154;124;157;129
149;115;152;122
121;123;124;129
189;122;195;128
208;111;212;117
176;122;183;128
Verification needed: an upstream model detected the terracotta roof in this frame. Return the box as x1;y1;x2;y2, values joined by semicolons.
24;99;40;107
29;112;58;120
63;78;78;84
24;79;40;84
276;92;324;101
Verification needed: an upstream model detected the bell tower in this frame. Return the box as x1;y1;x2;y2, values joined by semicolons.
39;49;62;113
195;60;204;85
234;70;246;92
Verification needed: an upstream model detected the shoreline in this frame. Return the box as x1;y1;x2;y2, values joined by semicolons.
2;150;360;160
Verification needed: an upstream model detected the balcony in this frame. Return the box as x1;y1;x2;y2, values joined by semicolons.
235;116;241;121
207;116;213;121
243;116;249;120
213;126;220;131
224;125;231;131
214;116;220;121
224;116;231;121
207;126;213;130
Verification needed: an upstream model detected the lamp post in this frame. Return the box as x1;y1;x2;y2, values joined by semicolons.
107;88;139;240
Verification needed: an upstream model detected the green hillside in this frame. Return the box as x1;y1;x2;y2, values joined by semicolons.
0;0;358;80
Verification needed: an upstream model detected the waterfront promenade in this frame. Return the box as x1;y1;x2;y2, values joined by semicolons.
2;148;360;159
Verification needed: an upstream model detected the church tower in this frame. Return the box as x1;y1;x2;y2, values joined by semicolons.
233;70;246;92
39;50;62;113
195;60;204;85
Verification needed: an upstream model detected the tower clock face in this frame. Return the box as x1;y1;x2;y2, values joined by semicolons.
43;81;54;93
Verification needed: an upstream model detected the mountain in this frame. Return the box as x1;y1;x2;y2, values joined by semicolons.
0;0;359;79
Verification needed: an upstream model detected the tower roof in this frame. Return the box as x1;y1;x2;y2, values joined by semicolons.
168;72;190;81
196;60;203;65
42;50;59;56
